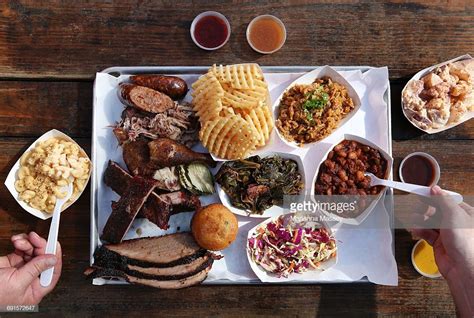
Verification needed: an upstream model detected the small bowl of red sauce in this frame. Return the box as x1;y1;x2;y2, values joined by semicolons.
399;152;440;186
191;11;231;51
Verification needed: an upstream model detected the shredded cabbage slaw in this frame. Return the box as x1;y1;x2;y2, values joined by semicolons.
248;216;337;277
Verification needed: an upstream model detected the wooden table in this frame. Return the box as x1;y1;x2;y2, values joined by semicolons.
0;1;472;316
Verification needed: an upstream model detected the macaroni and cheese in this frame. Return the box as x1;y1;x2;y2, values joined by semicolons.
14;137;90;213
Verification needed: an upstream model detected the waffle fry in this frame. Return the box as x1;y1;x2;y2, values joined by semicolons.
191;63;273;159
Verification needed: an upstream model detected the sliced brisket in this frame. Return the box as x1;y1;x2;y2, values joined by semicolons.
85;265;212;289
97;232;205;267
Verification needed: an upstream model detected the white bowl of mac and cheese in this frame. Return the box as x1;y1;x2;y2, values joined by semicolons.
4;129;91;219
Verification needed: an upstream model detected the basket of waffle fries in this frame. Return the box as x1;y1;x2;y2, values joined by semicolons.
191;63;273;159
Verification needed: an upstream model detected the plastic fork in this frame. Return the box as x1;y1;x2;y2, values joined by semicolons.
40;183;73;287
365;172;463;204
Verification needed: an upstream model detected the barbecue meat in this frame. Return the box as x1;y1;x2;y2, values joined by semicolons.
115;105;198;147
118;83;174;113
105;160;180;193
96;232;205;267
85;265;212;289
85;233;215;289
140;191;201;230
91;252;212;280
126;255;212;277
122;138;215;177
130;75;188;100
148;138;216;168
122;138;155;176
104;161;201;230
101;177;157;244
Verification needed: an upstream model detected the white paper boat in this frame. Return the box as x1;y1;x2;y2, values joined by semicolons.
401;54;474;134
273;65;362;148
196;63;273;162
246;212;337;282
310;134;393;225
4;129;92;220
215;151;305;219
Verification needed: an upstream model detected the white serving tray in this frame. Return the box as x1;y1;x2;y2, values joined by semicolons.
91;66;394;285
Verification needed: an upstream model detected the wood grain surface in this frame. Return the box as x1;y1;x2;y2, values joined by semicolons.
0;0;472;317
0;1;472;79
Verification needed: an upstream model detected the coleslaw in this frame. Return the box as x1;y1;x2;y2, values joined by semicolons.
247;215;337;277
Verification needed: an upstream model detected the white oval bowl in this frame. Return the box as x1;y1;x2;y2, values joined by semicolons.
246;212;337;282
215;151;305;218
310;133;393;225
273;65;362;149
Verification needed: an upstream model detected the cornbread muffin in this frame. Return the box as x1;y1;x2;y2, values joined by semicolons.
191;203;238;251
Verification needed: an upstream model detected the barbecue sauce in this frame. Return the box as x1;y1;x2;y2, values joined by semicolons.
194;15;229;49
401;155;436;186
248;17;285;53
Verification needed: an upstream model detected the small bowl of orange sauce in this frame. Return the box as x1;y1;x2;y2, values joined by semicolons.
411;239;442;278
246;15;286;54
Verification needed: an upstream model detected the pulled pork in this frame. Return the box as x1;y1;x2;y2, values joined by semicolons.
115;103;199;147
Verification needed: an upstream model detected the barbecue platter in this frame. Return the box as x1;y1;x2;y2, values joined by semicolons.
85;62;403;287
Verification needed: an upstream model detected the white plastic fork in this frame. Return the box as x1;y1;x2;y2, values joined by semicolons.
365;172;463;204
40;183;73;287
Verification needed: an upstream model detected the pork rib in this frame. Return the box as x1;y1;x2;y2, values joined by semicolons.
104;160;179;193
140;191;201;229
104;161;201;230
101;176;157;244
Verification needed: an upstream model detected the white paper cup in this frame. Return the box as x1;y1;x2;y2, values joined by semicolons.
411;239;442;278
246;15;286;54
399;152;440;186
190;11;231;51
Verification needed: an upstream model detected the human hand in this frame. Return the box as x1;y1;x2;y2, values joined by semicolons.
411;186;473;317
0;232;62;306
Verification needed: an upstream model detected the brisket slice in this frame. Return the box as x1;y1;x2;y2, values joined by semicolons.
126;255;211;277
97;232;206;267
93;245;207;269
101;176;157;244
85;265;212;289
92;254;213;281
104;161;201;230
